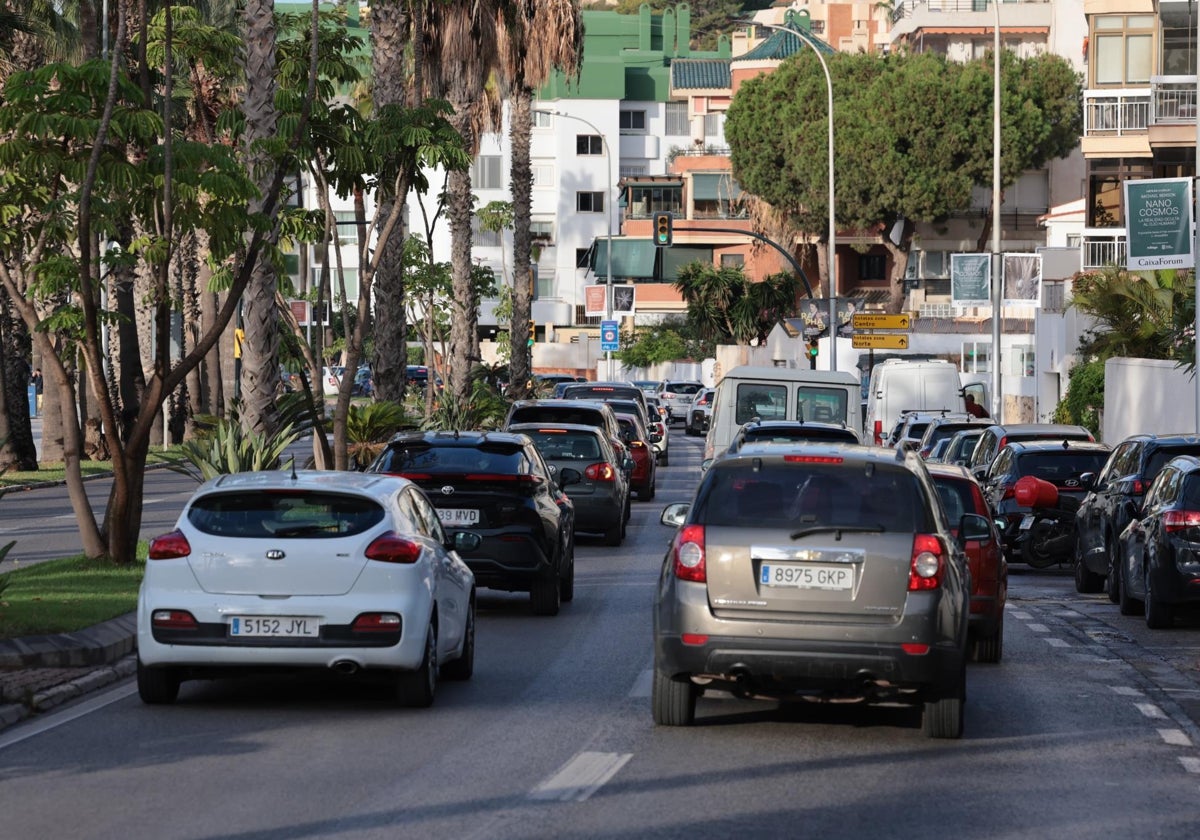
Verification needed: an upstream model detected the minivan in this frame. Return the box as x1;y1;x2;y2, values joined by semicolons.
863;359;987;446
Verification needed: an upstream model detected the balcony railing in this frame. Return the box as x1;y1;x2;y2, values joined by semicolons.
892;0;1049;25
1151;76;1198;125
1082;235;1125;270
1083;89;1150;135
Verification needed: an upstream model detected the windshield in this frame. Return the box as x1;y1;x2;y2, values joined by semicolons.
187;491;385;539
1017;451;1111;485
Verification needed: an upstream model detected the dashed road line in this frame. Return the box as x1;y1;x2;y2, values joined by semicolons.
1111;686;1144;697
1135;702;1168;720
1045;638;1070;648
1179;756;1200;774
1026;623;1050;633
1159;728;1192;746
529;751;633;803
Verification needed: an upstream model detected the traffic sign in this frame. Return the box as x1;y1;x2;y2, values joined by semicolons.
852;333;910;350
600;319;620;352
852;313;911;330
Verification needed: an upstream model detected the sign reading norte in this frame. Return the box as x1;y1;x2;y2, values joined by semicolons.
1124;177;1194;270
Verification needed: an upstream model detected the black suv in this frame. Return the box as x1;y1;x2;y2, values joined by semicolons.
967;423;1095;481
1074;434;1200;597
368;431;575;616
916;416;995;460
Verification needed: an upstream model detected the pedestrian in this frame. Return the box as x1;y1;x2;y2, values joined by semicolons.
964;393;989;419
31;367;43;413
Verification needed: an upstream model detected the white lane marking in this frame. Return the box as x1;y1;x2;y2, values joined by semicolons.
1009;610;1032;620
1045;638;1070;648
529;751;633;803
142;497;164;505
1026;623;1050;633
1111;686;1144;697
628;669;652;698
0;683;137;752
1179;756;1200;774
1159;729;1192;747
1135;702;1168;720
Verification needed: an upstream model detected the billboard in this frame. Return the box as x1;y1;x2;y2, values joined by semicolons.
1124;177;1194;271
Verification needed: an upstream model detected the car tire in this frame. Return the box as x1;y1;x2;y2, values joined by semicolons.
397;623;438;707
638;484;655;502
441;599;475;682
137;659;181;705
659;451;669;467
1073;553;1104;594
1144;567;1174;629
560;550;575;603
530;571;561;616
1105;538;1121;604
603;519;622;546
652;668;697;726
970;613;1004;664
1118;559;1143;616
922;668;965;739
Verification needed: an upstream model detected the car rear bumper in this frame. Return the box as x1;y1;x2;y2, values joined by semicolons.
568;495;624;532
457;533;555;591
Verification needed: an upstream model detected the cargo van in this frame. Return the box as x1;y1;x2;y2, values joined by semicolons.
703;366;861;461
863;359;988;446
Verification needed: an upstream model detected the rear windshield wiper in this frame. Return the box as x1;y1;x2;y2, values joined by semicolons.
790;525;886;540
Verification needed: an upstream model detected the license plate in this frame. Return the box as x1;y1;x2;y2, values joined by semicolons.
438;508;480;526
1019;514;1035;531
229;616;319;637
760;563;853;590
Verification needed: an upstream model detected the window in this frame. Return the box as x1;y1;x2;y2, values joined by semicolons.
859;254;886;281
619;111;646;132
1011;345;1035;377
471;155;502;189
576;247;592;269
702;113;721;137
333;210;359;243
530;219;554;243
627;184;682;216
576;192;605;213
961;341;991;374
925;250;947;278
735;384;787;424
721;253;744;268
471;215;503;248
532;164;554;187
1092;15;1154;86
1088;158;1153;227
796;386;848;424
665;102;689;136
576;134;603;156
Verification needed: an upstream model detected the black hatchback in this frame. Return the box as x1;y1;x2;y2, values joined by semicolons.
368;431;575;616
1075;434;1200;598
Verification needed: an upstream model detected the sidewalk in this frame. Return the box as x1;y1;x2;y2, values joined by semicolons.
0;613;137;730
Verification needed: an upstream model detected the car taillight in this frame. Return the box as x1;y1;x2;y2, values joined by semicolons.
393;472;432;480
663;391;676;398
365;532;422;563
1164;510;1200;533
908;534;944;591
465;474;544;486
919;447;932;459
998;436;1008;449
351;613;401;632
873;420;883;445
672;524;706;582
783;455;844;464
148;530;191;559
584;463;617;481
629;440;646;450
151;609;197;629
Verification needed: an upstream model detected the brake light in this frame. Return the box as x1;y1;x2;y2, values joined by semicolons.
393;472;432;480
629;440;646;450
352;613;401;632
1128;478;1146;495
681;633;709;646
998;436;1008;448
908;534;944;591
783;455;844;464
151;609;197;629
464;474;544;485
1164;510;1200;533
584;463;617;481
663;391;676;398
901;643;930;655
873;420;883;445
148;530;191;559
672;524;706;582
365;532;422;563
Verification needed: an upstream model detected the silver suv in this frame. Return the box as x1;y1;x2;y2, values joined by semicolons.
653;443;974;738
656;380;704;424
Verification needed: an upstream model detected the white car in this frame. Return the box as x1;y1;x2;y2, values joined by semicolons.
137;470;479;707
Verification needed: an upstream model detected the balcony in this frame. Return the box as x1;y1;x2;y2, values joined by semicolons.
1082;233;1125;271
1151;77;1198;125
1083;89;1150;136
890;0;1052;41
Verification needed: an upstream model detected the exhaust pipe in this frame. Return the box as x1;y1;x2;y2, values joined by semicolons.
331;660;360;675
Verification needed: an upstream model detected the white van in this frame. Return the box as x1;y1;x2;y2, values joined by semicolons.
862;359;987;446
704;366;861;461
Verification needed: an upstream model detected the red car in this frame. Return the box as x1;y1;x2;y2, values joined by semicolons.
614;412;656;501
928;463;1007;663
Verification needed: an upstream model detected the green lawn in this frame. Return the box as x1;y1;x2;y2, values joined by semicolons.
0;450;180;489
0;553;145;638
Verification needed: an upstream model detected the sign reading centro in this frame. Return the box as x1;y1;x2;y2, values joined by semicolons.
1124;177;1194;270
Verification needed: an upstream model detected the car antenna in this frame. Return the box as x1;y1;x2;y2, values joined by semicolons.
289;455;298;480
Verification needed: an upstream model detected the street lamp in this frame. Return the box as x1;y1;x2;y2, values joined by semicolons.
990;0;1003;420
534;108;615;379
739;15;837;372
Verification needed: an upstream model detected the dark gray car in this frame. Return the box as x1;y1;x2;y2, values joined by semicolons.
653;444;972;738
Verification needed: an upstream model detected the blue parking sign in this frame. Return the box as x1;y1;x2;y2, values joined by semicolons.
600;320;619;352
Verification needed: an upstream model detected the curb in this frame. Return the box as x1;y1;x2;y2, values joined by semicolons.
0;612;137;669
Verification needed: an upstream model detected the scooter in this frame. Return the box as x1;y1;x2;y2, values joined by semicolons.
1014;475;1080;569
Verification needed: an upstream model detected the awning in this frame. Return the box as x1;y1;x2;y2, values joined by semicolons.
593;239;657;279
692;174;743;201
661;246;714;281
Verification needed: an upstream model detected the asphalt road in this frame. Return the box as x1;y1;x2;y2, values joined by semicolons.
3;433;1200;838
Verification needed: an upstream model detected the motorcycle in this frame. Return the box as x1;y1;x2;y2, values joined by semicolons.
1014;475;1080;569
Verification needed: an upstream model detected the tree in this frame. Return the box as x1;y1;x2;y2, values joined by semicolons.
674;262;804;345
616;320;697;369
1070;267;1192;362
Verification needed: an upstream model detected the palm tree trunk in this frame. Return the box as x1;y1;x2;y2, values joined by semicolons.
0;290;36;471
507;86;534;398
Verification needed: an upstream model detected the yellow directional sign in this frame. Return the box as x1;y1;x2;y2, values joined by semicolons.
852;333;910;350
852;313;911;330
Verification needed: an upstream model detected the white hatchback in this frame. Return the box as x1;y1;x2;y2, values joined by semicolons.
137;470;478;707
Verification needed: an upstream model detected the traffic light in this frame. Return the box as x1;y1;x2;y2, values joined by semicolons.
528;322;536;347
806;339;819;369
653;212;673;247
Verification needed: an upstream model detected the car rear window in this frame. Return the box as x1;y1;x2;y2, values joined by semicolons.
663;383;702;395
735;384;787;423
743;427;857;445
564;385;643;402
523;429;603;461
796;387;848;424
694;461;930;532
509;405;604;428
376;443;529;475
1017;451;1111;484
187;491;385;538
1145;446;1200;485
931;477;982;525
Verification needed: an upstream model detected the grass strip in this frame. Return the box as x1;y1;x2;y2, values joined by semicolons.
0;553;145;638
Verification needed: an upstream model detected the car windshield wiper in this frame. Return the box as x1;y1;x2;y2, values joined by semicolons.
790;524;886;540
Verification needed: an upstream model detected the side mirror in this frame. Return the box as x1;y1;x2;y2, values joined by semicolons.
661;502;690;527
700;458;713;473
558;466;582;487
1079;472;1095;491
451;531;482;552
623;457;635;472
959;513;992;544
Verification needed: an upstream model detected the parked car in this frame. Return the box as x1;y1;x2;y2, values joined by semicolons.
321;366;342;397
136;471;479;707
1116;454;1200;627
643;406;670;467
504;399;628;467
614;411;657;501
926;437;953;463
686;388;715;437
352;365;374;397
893;411;970;453
941;428;988;467
368;430;576;616
980;440;1112;562
966;423;1095;481
705;419;861;471
633;380;661;396
916;416;995;460
927;463;1007;663
653;443;971;738
561;382;651;423
405;365;442;393
655;380;704;424
1075;434;1200;597
508;422;632;546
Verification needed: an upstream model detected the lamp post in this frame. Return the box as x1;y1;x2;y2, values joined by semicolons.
740;17;837;371
990;0;1002;420
535;108;615;379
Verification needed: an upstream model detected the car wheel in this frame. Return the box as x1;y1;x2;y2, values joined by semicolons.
603;518;622;546
652;668;697;726
441;598;474;682
560;549;575;603
530;571;561;616
1144;567;1174;629
922;667;965;739
1073;550;1104;594
397;623;438;707
638;485;655;502
1118;558;1143;616
137;659;181;705
623;496;631;525
970;613;1004;664
1105;538;1121;604
659;451;669;467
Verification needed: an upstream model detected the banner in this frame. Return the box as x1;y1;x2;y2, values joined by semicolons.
584;284;606;317
1125;177;1194;270
1002;253;1042;307
612;285;636;314
951;253;991;306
